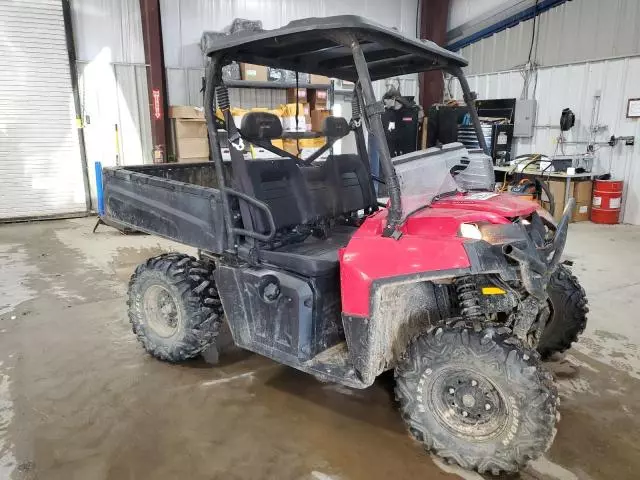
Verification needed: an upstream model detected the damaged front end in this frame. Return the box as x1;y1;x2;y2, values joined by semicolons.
339;196;576;387
464;198;576;346
499;198;575;300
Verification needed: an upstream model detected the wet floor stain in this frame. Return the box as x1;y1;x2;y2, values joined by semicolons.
0;245;37;317
0;218;639;479
0;364;16;478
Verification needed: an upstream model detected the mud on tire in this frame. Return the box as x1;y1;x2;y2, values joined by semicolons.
538;264;589;359
395;326;558;474
127;253;223;362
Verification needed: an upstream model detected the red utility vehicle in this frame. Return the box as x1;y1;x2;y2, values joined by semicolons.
101;16;588;474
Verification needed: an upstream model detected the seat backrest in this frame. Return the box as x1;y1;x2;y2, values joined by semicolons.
327;154;377;214
322;116;350;139
300;163;338;219
244;159;312;233
240;112;283;141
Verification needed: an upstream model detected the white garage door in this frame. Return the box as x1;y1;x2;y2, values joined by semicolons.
0;0;88;220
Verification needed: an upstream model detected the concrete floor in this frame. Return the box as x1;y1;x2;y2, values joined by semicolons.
1;217;639;480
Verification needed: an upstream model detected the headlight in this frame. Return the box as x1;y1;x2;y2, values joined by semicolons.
459;223;483;240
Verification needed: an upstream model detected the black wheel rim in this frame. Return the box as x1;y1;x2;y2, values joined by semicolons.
143;284;182;338
426;367;509;440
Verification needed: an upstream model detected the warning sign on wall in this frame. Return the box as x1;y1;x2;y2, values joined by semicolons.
152;89;162;120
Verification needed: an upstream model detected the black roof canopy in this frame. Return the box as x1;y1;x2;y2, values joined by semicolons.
203;16;468;82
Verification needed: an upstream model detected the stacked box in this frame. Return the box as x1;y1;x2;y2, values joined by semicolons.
286;88;307;103
543;179;593;222
240;63;268;81
309;74;331;84
308;89;328;109
310;109;331;133
169;106;208;163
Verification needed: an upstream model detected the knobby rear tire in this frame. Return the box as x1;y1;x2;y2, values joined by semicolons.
127;253;224;362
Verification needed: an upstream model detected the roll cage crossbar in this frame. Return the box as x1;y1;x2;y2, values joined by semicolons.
203;15;488;244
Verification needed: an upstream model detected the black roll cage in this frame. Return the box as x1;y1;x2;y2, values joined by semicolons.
203;16;488;249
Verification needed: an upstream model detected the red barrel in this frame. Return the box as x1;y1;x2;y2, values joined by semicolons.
591;179;623;224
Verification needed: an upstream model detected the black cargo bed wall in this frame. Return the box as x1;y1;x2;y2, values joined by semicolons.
125;162;232;189
102;164;228;253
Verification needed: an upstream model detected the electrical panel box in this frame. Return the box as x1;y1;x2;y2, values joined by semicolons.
514;99;537;138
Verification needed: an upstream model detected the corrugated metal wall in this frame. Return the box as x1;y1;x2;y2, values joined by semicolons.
451;60;640;225
160;0;420;107
70;0;152;204
0;0;88;220
449;0;640;224
457;0;640;76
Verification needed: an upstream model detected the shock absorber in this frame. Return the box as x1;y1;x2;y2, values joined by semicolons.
216;85;243;150
351;89;361;119
350;88;362;129
215;85;230;111
455;276;483;332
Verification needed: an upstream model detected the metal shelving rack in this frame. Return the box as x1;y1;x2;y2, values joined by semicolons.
224;80;330;90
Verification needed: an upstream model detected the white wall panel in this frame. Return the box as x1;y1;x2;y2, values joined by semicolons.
161;0;420;107
448;0;514;31
452;58;640;224
70;0;145;63
77;61;153;206
70;0;152;203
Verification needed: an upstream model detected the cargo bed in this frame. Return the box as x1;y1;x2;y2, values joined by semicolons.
102;162;229;253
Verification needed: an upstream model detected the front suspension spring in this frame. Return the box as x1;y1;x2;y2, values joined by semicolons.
455;276;483;331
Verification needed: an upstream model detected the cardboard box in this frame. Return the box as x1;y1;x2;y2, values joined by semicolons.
310;109;330;133
174;119;207;139
310;74;331;84
544;179;593;222
308;89;328;109
573;180;593;204
240;63;268;82
176;138;209;159
169;105;204;119
286;88;307;103
573;202;591;222
545;179;569;223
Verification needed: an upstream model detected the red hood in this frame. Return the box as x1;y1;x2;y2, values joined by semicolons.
361;192;539;238
431;192;538;217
